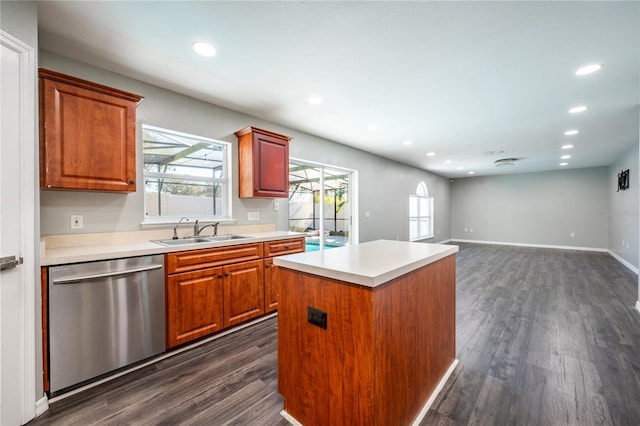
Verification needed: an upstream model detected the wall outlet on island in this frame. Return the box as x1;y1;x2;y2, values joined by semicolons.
248;211;260;221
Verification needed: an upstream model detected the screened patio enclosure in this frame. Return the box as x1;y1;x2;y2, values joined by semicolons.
289;160;353;250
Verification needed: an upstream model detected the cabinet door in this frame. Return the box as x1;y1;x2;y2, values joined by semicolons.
252;132;289;197
236;126;291;198
167;267;223;348
264;258;278;313
223;259;265;328
39;74;139;192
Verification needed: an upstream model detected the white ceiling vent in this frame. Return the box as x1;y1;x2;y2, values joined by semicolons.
494;158;521;167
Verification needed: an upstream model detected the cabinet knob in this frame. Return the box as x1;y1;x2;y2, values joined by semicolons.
265;264;270;268
217;274;223;278
224;273;230;277
129;179;135;185
284;246;290;250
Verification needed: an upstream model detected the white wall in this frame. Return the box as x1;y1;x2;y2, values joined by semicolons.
451;167;609;249
38;51;452;244
607;142;639;270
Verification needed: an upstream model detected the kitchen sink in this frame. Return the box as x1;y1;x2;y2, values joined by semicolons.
151;235;248;246
205;235;248;241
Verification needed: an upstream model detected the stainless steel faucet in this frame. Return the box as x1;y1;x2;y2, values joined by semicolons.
194;220;220;236
172;217;189;239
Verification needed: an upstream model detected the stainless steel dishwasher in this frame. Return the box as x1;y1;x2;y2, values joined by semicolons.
48;255;165;394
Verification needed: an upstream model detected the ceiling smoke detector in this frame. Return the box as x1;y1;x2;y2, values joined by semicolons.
494;157;521;167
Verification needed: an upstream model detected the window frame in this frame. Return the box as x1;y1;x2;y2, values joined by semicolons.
141;124;233;226
409;181;434;241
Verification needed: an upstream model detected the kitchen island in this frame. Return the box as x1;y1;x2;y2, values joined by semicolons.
274;240;458;426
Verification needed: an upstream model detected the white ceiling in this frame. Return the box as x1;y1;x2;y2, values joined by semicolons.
37;1;639;178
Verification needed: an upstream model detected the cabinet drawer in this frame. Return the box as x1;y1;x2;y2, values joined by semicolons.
263;238;306;257
167;243;263;274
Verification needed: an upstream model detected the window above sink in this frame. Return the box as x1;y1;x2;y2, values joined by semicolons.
142;125;232;225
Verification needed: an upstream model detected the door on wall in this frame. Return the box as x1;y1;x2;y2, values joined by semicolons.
1;31;36;424
289;159;356;251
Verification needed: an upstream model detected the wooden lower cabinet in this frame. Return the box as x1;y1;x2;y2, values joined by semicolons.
166;267;223;348
165;238;303;348
223;259;264;328
264;258;278;313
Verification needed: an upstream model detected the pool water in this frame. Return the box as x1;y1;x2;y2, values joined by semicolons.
305;241;344;252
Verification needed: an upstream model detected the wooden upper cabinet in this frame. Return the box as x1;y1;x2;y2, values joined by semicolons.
38;68;143;192
235;126;291;198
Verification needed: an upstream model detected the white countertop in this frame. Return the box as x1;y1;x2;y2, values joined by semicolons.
42;231;305;266
273;239;458;287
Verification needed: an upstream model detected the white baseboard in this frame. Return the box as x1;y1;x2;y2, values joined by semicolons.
451;238;607;253
280;409;303;426
35;395;48;417
606;250;639;274
411;359;459;426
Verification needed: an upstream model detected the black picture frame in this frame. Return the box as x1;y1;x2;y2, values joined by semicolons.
617;169;630;191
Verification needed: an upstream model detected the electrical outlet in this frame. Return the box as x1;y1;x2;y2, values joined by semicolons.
273;200;279;212
365;210;370;218
464;227;468;232
248;211;260;221
469;228;474;233
570;232;575;238
70;215;83;229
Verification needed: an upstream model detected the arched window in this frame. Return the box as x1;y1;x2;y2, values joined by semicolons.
409;181;434;240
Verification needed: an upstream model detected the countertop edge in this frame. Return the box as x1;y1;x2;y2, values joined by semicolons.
274;242;458;287
42;232;306;266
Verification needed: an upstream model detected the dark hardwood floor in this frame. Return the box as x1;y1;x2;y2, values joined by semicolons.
30;243;640;425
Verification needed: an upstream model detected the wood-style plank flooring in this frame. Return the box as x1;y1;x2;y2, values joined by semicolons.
29;243;640;425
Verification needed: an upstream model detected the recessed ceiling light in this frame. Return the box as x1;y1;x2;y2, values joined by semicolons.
576;63;603;76
444;160;452;164
367;124;378;131
564;130;579;136
426;152;436;157
561;155;571;159
457;166;465;170
192;41;217;57
468;171;475;175
569;105;588;114
402;140;413;145
560;162;569;166
308;96;323;105
562;144;574;150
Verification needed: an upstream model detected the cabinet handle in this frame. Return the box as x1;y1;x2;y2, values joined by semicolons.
284;246;290;250
217;274;223;278
265;264;270;268
224;273;230;277
129;179;135;185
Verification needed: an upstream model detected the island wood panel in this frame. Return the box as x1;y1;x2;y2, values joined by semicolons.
278;269;375;425
278;254;456;426
166;267;223;348
372;255;456;425
166;243;263;274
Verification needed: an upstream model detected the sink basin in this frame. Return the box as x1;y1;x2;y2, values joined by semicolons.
152;237;213;246
151;235;248;246
205;235;248;241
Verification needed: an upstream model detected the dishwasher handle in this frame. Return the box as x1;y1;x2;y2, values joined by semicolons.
52;264;163;284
